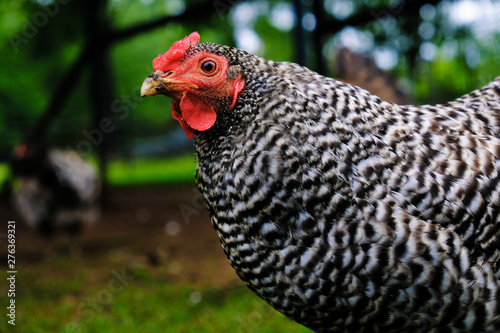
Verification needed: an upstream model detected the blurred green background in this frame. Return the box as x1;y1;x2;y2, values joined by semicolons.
0;0;499;332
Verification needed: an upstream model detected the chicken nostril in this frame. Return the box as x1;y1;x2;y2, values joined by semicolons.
163;70;173;77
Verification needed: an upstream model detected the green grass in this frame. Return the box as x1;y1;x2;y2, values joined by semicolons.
0;163;10;188
0;154;198;187
0;163;8;182
107;154;198;185
108;155;196;185
0;255;311;333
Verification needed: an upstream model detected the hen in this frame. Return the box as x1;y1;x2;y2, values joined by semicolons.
141;32;500;332
11;142;100;238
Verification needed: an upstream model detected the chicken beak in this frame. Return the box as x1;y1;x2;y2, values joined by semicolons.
141;74;165;97
141;71;198;97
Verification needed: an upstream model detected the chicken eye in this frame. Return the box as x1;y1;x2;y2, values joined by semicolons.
201;60;217;74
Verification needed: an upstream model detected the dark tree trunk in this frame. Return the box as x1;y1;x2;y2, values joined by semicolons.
85;0;114;202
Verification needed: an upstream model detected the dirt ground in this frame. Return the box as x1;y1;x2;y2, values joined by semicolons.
0;183;241;288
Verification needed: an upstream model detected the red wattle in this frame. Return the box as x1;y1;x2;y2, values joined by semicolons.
180;93;217;132
171;104;194;139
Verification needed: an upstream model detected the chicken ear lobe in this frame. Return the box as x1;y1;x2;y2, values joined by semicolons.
179;92;217;132
230;77;245;109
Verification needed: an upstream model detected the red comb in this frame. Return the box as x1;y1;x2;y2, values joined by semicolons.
153;32;200;72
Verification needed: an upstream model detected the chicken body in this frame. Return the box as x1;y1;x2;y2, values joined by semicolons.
142;34;500;332
11;144;100;237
